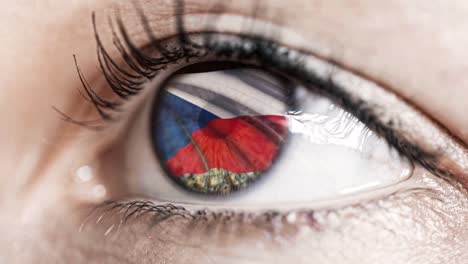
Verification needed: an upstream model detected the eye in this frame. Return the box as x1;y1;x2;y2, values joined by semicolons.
79;10;439;208
124;62;413;205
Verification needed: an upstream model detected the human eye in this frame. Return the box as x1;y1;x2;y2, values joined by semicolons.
138;64;413;206
69;1;468;260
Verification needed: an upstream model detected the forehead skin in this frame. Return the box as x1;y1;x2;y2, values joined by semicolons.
0;0;467;263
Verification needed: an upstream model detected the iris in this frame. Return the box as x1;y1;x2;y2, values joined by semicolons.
151;67;291;195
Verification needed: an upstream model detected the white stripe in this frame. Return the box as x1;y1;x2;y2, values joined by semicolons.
167;89;235;118
169;71;287;115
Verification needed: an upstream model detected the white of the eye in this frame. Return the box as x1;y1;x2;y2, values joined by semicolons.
225;90;412;205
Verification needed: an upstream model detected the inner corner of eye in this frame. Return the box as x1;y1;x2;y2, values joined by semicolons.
146;62;413;202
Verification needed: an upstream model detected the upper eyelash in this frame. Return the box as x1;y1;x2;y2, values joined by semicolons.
73;1;303;125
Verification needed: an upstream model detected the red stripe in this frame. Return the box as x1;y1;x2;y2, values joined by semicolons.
167;115;288;177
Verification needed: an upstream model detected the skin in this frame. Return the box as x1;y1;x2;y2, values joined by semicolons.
0;0;467;263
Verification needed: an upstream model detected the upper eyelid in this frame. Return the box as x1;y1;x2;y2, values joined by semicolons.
75;6;467;186
324;65;468;184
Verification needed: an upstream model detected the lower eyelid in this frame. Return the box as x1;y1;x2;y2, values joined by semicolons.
79;174;463;258
79;166;446;229
82;6;466;223
82;199;320;248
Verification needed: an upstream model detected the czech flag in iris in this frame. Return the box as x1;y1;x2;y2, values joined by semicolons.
154;91;288;194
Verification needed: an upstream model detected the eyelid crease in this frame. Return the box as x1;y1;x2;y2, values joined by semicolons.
68;1;467;190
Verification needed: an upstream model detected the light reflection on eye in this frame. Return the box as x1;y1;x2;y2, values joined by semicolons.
150;66;413;202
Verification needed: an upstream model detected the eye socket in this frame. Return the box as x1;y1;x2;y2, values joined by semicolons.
147;63;414;202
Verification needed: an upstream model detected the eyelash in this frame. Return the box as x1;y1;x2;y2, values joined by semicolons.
82;199;321;239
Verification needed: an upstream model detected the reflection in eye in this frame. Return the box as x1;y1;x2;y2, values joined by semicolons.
150;66;413;202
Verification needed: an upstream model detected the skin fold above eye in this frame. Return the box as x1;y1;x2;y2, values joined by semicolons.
0;1;467;264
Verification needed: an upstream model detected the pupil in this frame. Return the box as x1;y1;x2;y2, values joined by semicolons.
151;67;291;195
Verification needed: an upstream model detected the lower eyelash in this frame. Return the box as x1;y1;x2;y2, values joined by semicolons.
80;183;438;245
81;200;321;243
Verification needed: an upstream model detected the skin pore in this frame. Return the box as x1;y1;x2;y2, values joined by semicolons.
0;0;467;263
